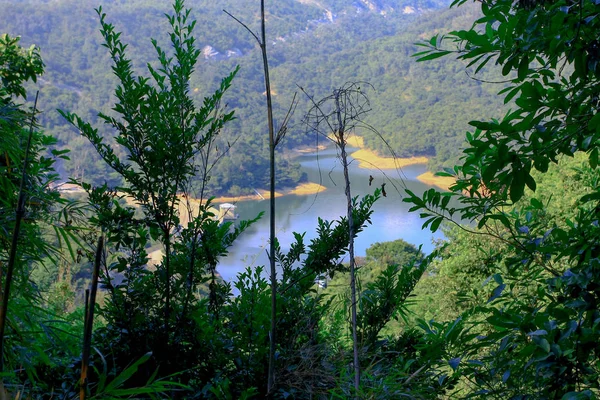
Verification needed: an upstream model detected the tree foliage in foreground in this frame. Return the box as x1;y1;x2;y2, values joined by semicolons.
6;0;600;397
407;0;600;397
51;1;430;398
58;0;258;390
0;33;86;391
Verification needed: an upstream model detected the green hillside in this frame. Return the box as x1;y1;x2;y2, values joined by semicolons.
2;0;600;397
0;0;503;194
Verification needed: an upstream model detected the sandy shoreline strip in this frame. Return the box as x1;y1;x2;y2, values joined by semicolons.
208;190;282;204
351;149;429;170
345;135;365;148
345;134;456;189
294;144;328;154
289;182;327;195
208;182;326;204
96;135;454;209
416;171;455;191
337;134;429;170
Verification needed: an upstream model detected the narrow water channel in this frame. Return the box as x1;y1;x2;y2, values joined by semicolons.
217;147;446;283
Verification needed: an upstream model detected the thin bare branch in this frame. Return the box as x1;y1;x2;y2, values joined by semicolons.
223;10;261;44
275;92;299;146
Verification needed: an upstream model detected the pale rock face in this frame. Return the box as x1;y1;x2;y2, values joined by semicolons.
202;45;219;59
325;9;334;22
359;0;379;12
225;48;243;58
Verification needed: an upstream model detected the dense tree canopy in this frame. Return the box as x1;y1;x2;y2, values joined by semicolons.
1;0;599;398
0;0;504;194
407;0;600;396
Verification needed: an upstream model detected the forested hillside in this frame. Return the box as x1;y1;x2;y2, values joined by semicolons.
0;0;503;194
3;0;599;398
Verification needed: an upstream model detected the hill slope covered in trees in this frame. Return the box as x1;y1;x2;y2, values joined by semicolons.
2;0;600;397
1;0;503;194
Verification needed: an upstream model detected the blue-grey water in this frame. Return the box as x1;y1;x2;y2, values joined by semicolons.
216;147;445;283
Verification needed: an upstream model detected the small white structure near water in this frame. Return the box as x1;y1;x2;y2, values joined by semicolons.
218;203;238;221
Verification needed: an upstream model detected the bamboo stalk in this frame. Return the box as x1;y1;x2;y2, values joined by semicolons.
0;92;39;374
260;0;279;394
80;236;104;400
223;4;279;393
83;289;90;342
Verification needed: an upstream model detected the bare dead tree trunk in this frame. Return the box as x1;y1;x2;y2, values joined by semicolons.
335;108;360;397
301;83;375;398
342;137;361;395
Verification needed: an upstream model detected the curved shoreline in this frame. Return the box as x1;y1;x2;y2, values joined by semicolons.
197;135;455;201
344;135;456;190
415;171;455;191
209;182;327;204
351;148;429;170
344;135;429;170
199;134;455;203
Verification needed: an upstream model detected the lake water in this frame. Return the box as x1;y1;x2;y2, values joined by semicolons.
217;147;445;283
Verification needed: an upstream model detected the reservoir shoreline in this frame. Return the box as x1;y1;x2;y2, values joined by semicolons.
216;143;447;284
210;134;454;204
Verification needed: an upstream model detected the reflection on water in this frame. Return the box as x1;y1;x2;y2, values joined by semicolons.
217;148;445;283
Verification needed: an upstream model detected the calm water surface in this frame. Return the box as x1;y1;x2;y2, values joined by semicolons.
217;147;445;283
